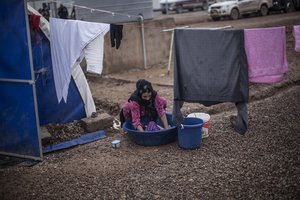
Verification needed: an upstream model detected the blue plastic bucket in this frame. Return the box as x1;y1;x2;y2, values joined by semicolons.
177;117;203;149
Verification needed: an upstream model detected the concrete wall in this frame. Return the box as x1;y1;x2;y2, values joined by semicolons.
102;17;175;74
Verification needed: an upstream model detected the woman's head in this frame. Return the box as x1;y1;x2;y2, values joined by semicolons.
136;79;153;99
128;79;157;106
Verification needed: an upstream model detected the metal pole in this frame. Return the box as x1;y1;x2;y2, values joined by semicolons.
139;15;147;70
163;26;189;74
50;0;58;18
167;30;174;75
166;0;169;15
25;0;43;160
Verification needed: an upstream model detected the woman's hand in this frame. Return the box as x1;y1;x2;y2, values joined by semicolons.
137;125;144;132
160;114;169;129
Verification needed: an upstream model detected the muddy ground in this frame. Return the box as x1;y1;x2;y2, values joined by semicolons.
1;11;300;200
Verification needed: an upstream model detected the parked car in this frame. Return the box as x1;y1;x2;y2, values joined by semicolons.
207;0;218;6
160;0;213;14
208;0;273;21
270;0;300;12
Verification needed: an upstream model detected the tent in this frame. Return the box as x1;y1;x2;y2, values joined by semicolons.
0;0;96;160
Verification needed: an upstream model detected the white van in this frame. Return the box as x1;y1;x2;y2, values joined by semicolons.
160;0;212;14
208;0;273;21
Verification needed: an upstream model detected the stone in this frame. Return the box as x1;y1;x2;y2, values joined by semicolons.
81;113;113;133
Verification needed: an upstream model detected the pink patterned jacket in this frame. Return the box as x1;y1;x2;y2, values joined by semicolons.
122;94;167;129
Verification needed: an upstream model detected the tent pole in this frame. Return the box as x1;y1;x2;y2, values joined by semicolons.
25;0;43;160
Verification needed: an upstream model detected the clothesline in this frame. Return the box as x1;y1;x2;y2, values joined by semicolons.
49;0;183;31
50;0;148;69
51;0;142;19
48;1;226;32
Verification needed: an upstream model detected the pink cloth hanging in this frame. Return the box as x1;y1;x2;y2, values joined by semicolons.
293;25;300;52
244;26;288;83
29;14;41;44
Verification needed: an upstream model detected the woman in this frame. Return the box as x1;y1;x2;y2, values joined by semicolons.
120;79;169;132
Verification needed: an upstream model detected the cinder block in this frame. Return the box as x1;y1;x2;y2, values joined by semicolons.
81;113;113;133
40;126;51;139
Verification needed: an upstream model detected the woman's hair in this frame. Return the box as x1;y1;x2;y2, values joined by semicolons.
128;79;157;103
136;79;153;96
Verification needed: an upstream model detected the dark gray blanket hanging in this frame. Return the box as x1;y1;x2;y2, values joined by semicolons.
172;28;249;135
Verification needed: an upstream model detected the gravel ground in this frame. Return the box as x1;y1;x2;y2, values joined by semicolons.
0;85;299;200
1;12;300;200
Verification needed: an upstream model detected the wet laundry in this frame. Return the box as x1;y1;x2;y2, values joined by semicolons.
244;26;288;83
84;26;110;75
172;28;249;135
110;24;123;49
29;14;40;44
293;25;300;52
50;18;109;103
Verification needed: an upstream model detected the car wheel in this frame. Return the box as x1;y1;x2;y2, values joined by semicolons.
284;1;295;13
212;17;221;21
162;10;166;14
260;4;268;16
230;8;239;20
176;5;183;13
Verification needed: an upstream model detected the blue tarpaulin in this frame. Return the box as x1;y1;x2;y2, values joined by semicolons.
0;0;104;160
0;0;42;159
43;130;106;153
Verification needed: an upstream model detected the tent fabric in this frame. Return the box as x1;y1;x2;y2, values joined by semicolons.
294;25;300;52
0;0;104;159
43;130;106;153
0;82;41;158
0;0;42;159
172;29;249;134
49;18;109;103
72;65;96;116
29;12;96;122
0;2;32;80
244;26;288;83
31;27;87;125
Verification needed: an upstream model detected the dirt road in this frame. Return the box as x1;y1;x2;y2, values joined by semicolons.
1;11;300;200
